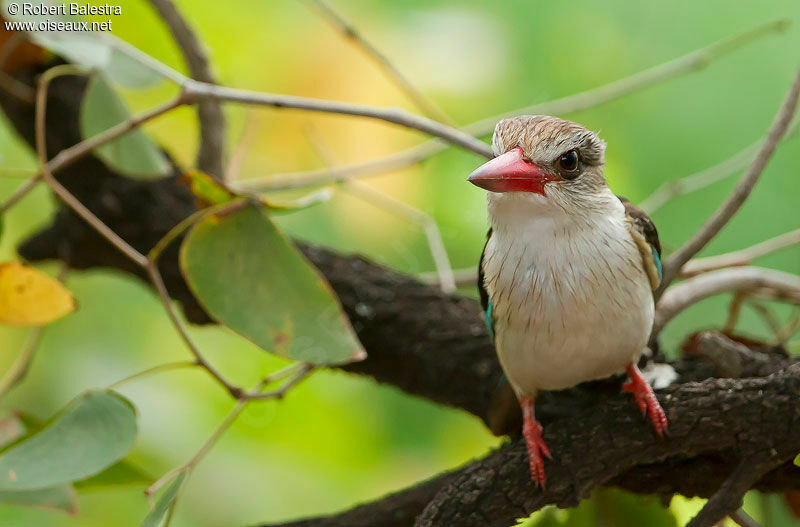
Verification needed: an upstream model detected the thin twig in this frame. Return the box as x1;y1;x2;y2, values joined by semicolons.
680;228;800;277
0;70;35;103
657;65;800;297
145;363;314;503
653;267;800;336
0;32;35;102
418;267;477;289
303;0;453;124
0;328;43;400
0;175;42;213
145;260;244;398
304;125;456;292
745;300;783;337
724;292;748;334
181;80;492;158
146;0;226;176
35;65;150;268
775;308;800;345
639;116;799;214
240;19;788;191
687;453;785;527
0;262;69;399
107;360;201;390
729;509;761;527
225;110;261;181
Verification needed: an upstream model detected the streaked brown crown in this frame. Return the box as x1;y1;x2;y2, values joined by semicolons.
491;115;606;167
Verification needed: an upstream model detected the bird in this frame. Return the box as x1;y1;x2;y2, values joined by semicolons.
468;115;667;488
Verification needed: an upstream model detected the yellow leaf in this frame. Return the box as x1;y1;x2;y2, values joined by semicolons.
0;263;76;326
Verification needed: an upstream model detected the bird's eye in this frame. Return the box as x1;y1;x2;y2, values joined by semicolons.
557;150;579;177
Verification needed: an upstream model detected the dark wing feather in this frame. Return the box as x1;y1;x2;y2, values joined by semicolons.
478;228;495;339
618;196;663;290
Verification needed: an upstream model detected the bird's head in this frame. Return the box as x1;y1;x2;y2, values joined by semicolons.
468;115;612;215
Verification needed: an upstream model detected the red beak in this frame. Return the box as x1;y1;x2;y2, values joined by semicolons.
467;147;553;195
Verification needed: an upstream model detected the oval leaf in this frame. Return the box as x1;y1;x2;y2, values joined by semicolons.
0;263;76;326
180;201;364;364
0;391;137;490
80;74;169;179
0;484;77;514
141;471;185;527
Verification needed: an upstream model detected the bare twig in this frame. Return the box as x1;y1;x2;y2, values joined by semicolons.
35;65;151;268
0;328;43;400
146;363;314;505
724;292;748;334
654;267;800;336
225;110;260;181
639;117;799;214
729;509;761;527
302;0;453;124
0;175;41;213
418;267;477;289
342;180;456;292
180;81;491;158
687;453;785;527
241;19;788;191
305;125;456;292
146;0;226;176
657;66;800;297
0;70;35;103
745;300;783;337
107;360;201;390
0;33;35;102
680;228;800;277
145;260;244;398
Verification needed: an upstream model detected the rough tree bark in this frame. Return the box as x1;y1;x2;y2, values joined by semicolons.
1;59;799;527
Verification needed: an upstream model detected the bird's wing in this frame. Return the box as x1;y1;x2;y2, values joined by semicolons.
478;228;495;339
618;196;662;291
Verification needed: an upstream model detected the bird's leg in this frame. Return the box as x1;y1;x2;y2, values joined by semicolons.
622;363;668;436
521;396;551;488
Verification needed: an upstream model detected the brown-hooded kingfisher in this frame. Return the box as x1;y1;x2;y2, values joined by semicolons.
469;115;667;488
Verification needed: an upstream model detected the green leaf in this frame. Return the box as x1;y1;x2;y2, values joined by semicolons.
0;390;137;490
80;74;170;179
183;170;237;208
180;201;364;364
104;46;165;89
0;484;77;514
262;187;334;213
795;453;800;467
75;459;151;490
141;471;186;527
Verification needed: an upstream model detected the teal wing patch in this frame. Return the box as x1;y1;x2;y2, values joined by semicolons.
485;301;494;340
651;246;663;281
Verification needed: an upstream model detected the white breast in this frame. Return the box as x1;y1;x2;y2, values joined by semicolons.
482;192;654;397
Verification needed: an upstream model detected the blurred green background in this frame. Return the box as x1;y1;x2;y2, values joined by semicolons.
0;0;799;525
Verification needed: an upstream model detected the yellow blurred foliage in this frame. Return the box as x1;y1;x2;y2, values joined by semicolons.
0;263;75;327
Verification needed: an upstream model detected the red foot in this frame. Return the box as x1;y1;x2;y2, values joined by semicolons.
521;396;551;488
623;363;668;436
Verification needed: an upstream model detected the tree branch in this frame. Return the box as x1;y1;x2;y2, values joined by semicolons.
241;19;788;191
146;0;226;177
302;0;453;125
654;267;800;336
656;65;800;297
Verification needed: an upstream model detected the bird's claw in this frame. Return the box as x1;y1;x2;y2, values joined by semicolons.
624;364;668;437
523;416;550;488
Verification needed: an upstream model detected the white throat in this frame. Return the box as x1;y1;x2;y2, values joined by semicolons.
481;189;654;397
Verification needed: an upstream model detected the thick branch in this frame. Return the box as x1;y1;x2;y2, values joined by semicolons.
415;366;800;527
